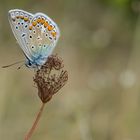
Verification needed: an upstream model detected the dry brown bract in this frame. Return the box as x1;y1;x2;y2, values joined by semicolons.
34;54;68;103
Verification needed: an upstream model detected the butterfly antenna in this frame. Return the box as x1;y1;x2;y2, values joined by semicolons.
2;60;24;68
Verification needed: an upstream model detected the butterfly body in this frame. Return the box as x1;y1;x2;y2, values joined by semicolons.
25;54;46;68
8;9;60;68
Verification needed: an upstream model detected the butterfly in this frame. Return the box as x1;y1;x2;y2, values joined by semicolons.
8;9;60;68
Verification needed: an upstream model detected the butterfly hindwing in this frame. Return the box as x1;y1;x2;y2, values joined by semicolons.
28;12;60;59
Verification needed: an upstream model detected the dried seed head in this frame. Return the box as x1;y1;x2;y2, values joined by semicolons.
34;55;68;103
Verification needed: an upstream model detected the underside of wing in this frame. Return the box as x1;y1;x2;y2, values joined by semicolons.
27;12;60;60
8;9;60;66
8;9;34;60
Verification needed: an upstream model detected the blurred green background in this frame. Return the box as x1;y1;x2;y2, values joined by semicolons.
0;0;140;140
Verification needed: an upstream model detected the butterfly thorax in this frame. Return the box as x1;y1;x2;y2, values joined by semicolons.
25;54;46;68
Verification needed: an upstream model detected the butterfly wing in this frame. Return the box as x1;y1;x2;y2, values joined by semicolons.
26;12;60;65
8;9;60;66
8;9;34;61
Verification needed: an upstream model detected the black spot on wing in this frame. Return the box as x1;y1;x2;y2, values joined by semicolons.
21;33;26;37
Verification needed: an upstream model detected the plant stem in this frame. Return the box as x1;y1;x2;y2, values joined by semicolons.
24;103;45;140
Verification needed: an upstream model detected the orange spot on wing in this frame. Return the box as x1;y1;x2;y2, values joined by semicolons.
24;17;29;22
51;31;56;37
44;21;49;27
37;18;41;23
41;18;45;24
29;25;33;30
48;25;54;31
16;16;20;19
32;21;37;26
20;16;24;19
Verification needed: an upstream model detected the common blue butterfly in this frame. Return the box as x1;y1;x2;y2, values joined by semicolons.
8;9;60;68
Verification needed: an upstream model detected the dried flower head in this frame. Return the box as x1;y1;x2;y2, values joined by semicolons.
34;54;68;103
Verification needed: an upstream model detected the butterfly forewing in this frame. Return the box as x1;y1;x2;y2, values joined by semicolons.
8;9;34;60
8;9;60;66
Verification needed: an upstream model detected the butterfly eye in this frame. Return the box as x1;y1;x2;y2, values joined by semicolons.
28;61;32;66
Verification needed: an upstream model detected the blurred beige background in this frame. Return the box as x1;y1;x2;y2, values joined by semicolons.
0;0;140;140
